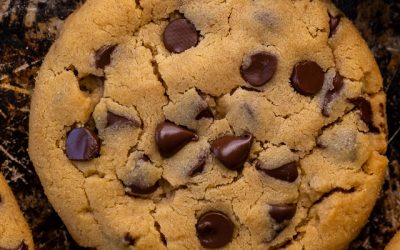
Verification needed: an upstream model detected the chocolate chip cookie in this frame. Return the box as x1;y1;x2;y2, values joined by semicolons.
386;232;400;250
29;0;388;249
0;174;34;250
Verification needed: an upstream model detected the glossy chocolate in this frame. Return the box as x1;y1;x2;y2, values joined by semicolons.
211;134;253;170
155;121;199;158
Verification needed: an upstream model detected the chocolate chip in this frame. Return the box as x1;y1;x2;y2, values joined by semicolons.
188;157;206;177
269;204;297;223
240;52;278;87
322;73;344;117
0;241;29;250
107;112;137;128
124;233;135;246
196;211;234;248
128;182;159;195
256;161;298;182
211;134;253;170
290;61;325;96
348;97;380;133
66;128;100;161
195;107;214;120
163;18;199;53
155;121;199;158
95;44;117;69
329;13;342;38
141;154;151;162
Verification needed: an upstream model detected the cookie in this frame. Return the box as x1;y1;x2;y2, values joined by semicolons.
0;174;34;250
29;0;388;249
386;232;400;250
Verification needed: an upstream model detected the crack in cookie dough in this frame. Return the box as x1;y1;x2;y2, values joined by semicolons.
0;174;34;250
29;0;388;249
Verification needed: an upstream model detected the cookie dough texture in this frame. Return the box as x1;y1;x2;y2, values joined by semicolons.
386;232;400;250
0;174;34;250
29;0;388;249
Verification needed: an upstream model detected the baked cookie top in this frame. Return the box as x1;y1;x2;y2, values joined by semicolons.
386;232;400;250
0;174;34;250
29;0;388;249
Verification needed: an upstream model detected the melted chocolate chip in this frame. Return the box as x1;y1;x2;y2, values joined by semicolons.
0;241;28;250
240;52;278;87
95;44;117;69
129;182;159;195
196;211;234;248
322;73;344;117
188;157;206;177
196;107;214;120
290;61;325;96
256;161;298;182
163;18;199;53
269;204;297;223
124;233;135;246
66;128;100;161
329;13;342;38
155;121;199;158
211;134;253;170
348;97;380;133
107;112;137;128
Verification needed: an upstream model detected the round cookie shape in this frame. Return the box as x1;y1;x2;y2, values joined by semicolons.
0;175;34;250
29;0;388;249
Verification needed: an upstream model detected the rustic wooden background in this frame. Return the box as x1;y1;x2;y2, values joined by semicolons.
0;0;399;249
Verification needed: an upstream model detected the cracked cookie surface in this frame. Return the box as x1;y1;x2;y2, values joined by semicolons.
29;0;388;249
0;174;34;250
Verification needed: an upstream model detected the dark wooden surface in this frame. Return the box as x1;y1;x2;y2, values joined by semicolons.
0;0;399;249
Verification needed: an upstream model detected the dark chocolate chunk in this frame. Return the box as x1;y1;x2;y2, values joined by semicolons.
211;134;253;170
163;18;199;53
128;182;159;195
195;107;214;120
66;128;100;161
95;44;117;69
155;121;199;158
322;73;344;117
0;241;28;250
269;204;297;223
106;112;137;128
329;13;342;38
196;211;234;248
124;233;135;246
290;61;325;96
188;157;207;177
348;97;380;133
240;52;278;87
256;161;298;182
